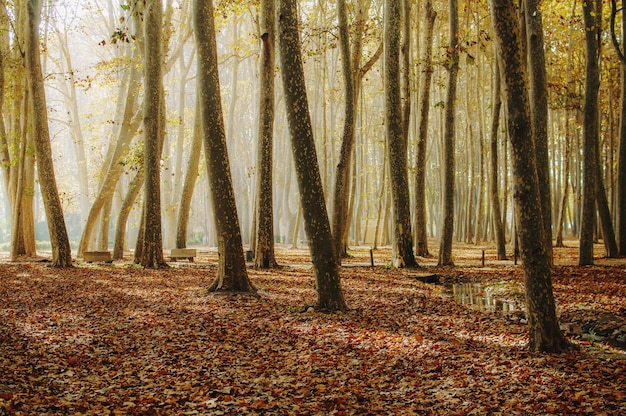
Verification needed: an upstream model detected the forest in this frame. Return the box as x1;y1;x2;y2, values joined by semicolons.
1;0;626;413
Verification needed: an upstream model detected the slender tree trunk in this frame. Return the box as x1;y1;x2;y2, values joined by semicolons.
26;0;72;267
254;0;277;268
415;0;436;257
490;57;506;260
331;0;356;262
195;0;255;293
176;100;203;249
113;167;144;260
385;0;417;268
438;0;459;266
580;0;601;265
490;0;569;353
618;1;626;255
278;0;346;311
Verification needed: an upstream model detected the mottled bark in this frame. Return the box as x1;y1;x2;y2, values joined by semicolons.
385;0;416;268
524;0;553;262
194;0;255;293
278;0;346;311
617;1;626;255
414;0;436;257
438;0;459;267
490;0;569;353
139;0;167;268
254;0;277;268
26;0;72;267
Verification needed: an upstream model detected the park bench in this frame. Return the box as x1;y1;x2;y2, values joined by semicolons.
170;248;197;262
83;251;113;263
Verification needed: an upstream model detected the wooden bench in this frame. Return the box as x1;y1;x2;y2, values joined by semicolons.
170;248;197;262
84;251;113;263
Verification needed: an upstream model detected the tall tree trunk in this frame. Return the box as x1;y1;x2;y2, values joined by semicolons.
524;0;553;262
113;167;144;260
254;0;277;268
176;100;203;249
438;0;459;266
490;57;507;260
25;0;72;267
277;0;346;311
195;0;255;293
580;0;601;265
490;0;569;353
331;0;356;262
385;0;417;268
415;0;436;257
615;0;626;255
139;0;167;268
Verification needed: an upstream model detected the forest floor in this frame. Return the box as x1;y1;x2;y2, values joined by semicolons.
1;240;625;415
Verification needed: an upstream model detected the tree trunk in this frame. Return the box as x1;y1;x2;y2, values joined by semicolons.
579;0;601;266
113;167;144;260
277;0;346;311
415;0;436;257
176;100;203;249
139;0;167;268
25;0;72;267
438;0;459;267
254;0;277;268
385;0;416;268
490;0;569;353
524;0;553;262
194;0;255;293
490;57;507;260
618;1;626;255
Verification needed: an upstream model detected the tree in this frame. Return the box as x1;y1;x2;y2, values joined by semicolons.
331;0;356;262
414;0;436;257
277;0;346;311
523;0;553;262
254;0;277;268
612;0;626;255
194;0;255;293
438;0;459;267
138;0;167;268
490;57;507;260
385;0;416;268
490;0;569;352
25;0;72;267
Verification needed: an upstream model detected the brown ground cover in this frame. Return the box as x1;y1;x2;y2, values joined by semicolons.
0;241;625;415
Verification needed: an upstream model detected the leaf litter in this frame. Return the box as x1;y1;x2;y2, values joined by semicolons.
0;243;625;415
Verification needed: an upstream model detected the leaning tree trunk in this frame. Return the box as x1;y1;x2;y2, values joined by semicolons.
438;0;459;267
414;0;436;257
579;0;601;266
113;166;144;260
278;0;346;311
25;0;72;267
176;100;203;249
254;0;277;268
385;0;417;268
490;0;569;353
194;0;255;293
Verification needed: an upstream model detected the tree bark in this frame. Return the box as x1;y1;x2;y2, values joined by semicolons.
277;0;346;311
194;0;255;293
618;0;626;255
113;166;144;260
414;0;436;257
490;57;507;260
490;0;569;353
524;0;553;262
580;0;601;265
438;0;459;267
25;0;72;267
254;0;277;268
385;0;417;268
